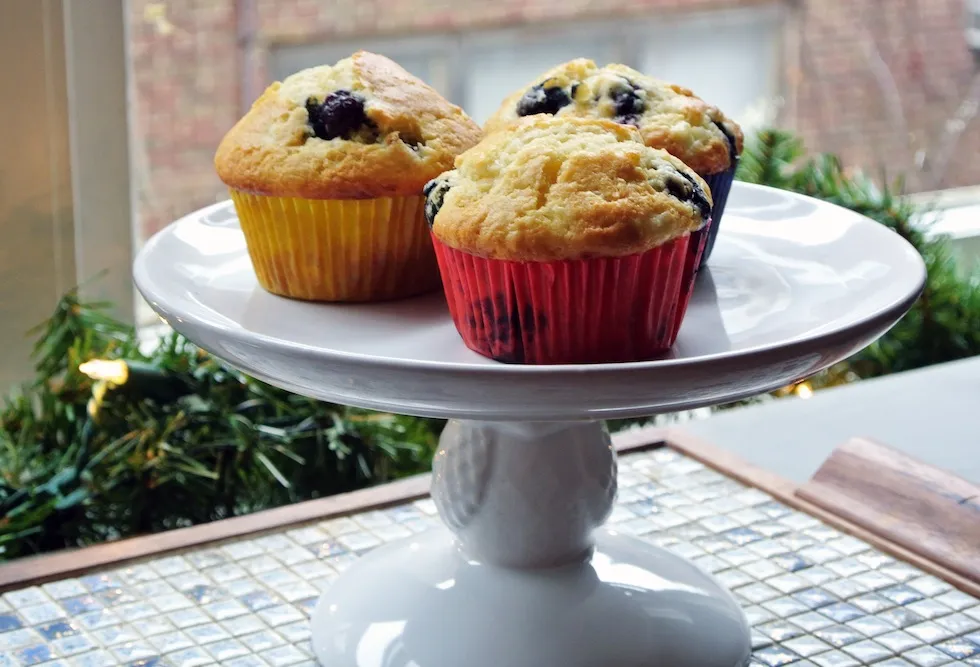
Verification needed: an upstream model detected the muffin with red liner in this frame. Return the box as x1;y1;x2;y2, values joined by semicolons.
425;115;711;364
484;59;741;265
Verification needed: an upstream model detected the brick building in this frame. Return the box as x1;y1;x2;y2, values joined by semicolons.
127;0;979;239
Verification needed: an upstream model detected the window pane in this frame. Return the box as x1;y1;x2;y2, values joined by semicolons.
637;11;780;131
271;43;437;92
462;35;617;124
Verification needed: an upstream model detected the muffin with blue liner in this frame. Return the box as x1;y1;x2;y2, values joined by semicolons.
425;115;712;365
484;59;742;266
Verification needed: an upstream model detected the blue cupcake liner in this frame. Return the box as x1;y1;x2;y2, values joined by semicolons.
698;161;738;267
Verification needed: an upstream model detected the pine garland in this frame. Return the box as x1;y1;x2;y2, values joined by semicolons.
2;129;978;560
0;295;439;559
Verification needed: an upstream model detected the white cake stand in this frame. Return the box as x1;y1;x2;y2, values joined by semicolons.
134;183;925;667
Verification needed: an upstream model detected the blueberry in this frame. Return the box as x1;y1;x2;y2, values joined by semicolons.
466;293;543;364
665;170;712;223
305;90;372;141
713;119;739;165
516;84;572;117
610;79;646;126
423;177;452;227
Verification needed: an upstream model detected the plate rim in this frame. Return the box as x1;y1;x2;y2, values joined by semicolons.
133;182;927;376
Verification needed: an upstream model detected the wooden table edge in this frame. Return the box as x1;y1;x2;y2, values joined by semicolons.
3;425;977;599
665;428;980;598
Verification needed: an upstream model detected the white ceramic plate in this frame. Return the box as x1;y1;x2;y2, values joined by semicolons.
134;183;925;420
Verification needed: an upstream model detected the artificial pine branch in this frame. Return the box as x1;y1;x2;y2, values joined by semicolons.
0;299;439;560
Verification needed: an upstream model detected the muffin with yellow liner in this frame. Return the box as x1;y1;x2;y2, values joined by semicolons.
426;115;711;364
485;59;741;266
215;51;482;302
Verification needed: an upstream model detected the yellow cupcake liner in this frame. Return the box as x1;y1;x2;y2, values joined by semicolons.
229;191;441;302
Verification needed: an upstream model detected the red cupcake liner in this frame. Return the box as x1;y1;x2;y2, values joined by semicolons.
433;232;705;365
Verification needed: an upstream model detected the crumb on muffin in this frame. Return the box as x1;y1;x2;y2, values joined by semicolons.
427;116;712;262
484;59;742;176
215;51;482;199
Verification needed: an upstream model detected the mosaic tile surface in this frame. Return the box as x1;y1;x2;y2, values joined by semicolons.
1;448;978;666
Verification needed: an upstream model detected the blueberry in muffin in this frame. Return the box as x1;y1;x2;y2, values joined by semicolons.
485;59;743;266
426;116;710;364
214;51;482;302
487;59;741;175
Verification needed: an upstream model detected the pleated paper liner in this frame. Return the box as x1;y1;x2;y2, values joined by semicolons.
698;160;738;266
433;232;704;365
230;191;441;302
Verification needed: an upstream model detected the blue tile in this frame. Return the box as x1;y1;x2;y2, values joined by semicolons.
793;587;839;609
813;624;864;648
757;501;793;518
14;645;52;666
239;590;279;612
820;602;864;623
306;540;347;558
634;482;666;498
724;527;765;546
79;574;120;592
879;584;925;606
936;637;979;659
624;500;660;516
0;613;22;632
35;620;78;641
186;585;223;604
751;644;799;666
751;522;790;538
771;553;812;573
878;606;924;629
295;597;318;614
126;659;163;667
750;630;773;650
61;595;103;616
757;620;804;642
97;587;138;607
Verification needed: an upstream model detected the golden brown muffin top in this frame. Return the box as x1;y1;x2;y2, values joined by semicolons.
215;51;482;199
484;59;743;176
426;116;712;262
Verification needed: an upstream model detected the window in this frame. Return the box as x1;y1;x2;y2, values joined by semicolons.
267;6;783;128
1;0;132;389
5;0;980;391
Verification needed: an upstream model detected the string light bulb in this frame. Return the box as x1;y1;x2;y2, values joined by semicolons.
87;381;109;420
79;359;130;387
78;358;190;413
794;382;814;399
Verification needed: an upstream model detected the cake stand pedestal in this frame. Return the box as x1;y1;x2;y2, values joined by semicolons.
133;183;926;667
312;419;750;666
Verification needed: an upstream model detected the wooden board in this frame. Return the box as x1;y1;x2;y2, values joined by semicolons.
797;437;980;584
666;428;980;598
4;426;979;600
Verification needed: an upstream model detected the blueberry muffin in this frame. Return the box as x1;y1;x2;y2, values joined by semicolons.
484;59;742;263
426;115;712;364
215;51;482;302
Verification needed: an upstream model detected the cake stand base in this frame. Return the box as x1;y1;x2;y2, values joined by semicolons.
310;528;751;667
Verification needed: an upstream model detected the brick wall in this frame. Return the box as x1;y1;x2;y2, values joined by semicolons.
791;0;978;192
128;0;979;238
